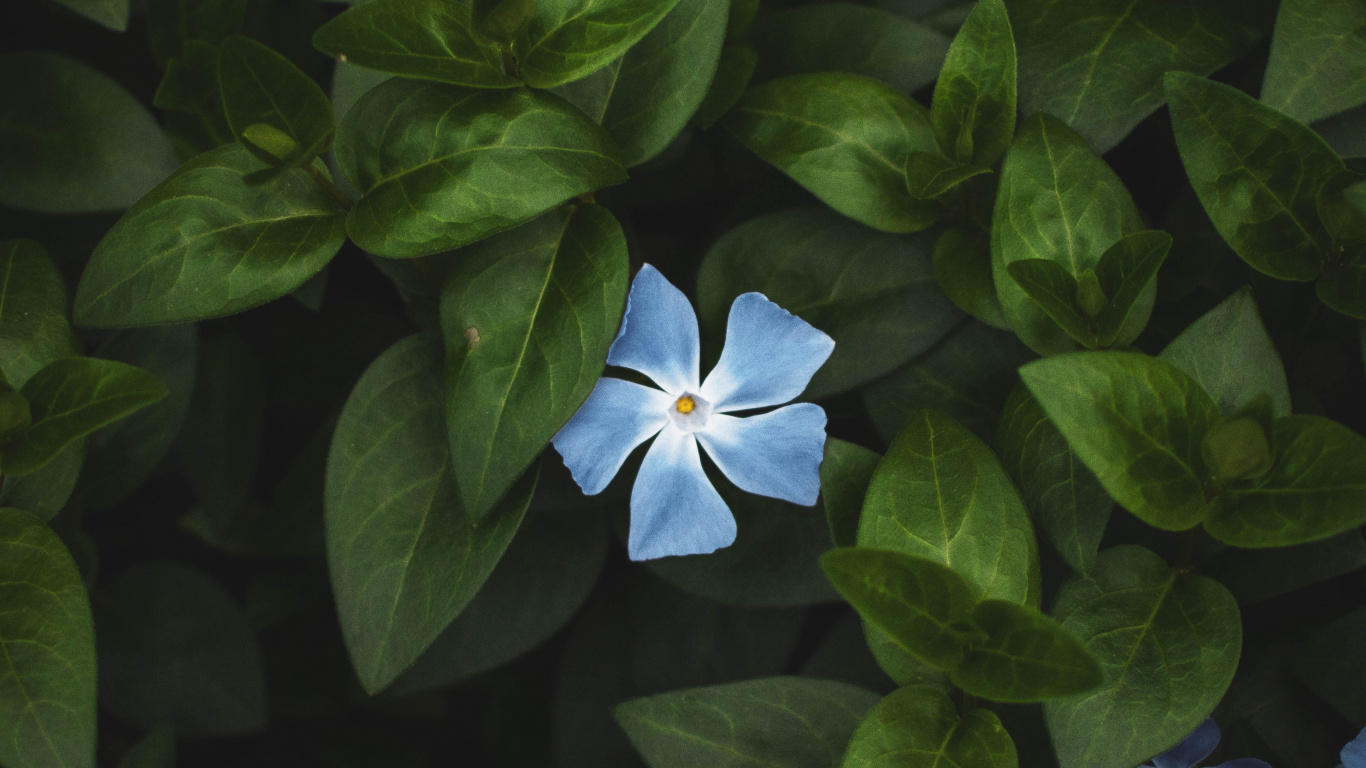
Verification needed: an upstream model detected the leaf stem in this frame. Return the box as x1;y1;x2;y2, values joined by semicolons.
304;163;354;213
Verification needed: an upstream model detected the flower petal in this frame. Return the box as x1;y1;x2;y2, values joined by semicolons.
606;264;700;395
1153;719;1220;768
695;403;826;506
700;292;835;413
1342;727;1366;768
552;377;672;495
628;426;736;560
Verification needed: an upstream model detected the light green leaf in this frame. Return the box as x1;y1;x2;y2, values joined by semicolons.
952;599;1102;703
0;239;80;389
515;0;684;88
336;79;627;258
0;441;85;522
691;43;756;129
1020;352;1218;531
1262;0;1366;125
1044;546;1241;768
724;72;939;233
929;0;1015;167
821;438;881;549
697;207;962;398
0;506;95;768
841;685;1017;768
218;36;335;167
325;335;535;694
115;725;174;768
933;226;1009;329
73;143;346;327
0;52;177;213
54;0;130;31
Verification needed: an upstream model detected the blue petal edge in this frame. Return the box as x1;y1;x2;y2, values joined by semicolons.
695;403;827;506
627;426;736;561
700;292;834;413
552;377;672;496
606;264;700;396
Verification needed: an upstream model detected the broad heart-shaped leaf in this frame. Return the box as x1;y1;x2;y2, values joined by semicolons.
841;686;1016;768
1011;0;1271;153
723;72;940;234
325;335;536;694
996;383;1110;574
821;438;881;549
1206;415;1366;547
1006;259;1097;347
514;0;684;88
551;0;728;166
73;144;346;327
930;0;1015;167
0;240;80;389
1159;286;1291;418
1020;352;1219;532
0;507;96;768
54;0;129;31
1045;546;1241;768
1166;72;1345;281
696;207;962;399
1262;0;1366;125
218;36;335;167
952;599;1102;703
1092;230;1172;346
992;113;1146;355
335;79;627;258
0;52;177;213
441;204;627;521
820;547;979;672
311;0;518;89
859;409;1041;607
615;676;880;767
4;358;168;478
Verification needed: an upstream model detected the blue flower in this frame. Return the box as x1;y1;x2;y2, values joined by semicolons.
552;264;834;561
1144;719;1271;768
1338;726;1366;768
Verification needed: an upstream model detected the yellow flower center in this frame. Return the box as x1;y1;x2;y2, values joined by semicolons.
675;395;696;414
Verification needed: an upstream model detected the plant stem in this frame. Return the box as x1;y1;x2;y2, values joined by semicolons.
304;163;354;213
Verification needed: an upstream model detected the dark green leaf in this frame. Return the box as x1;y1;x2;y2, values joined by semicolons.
116;725;175;768
934;226;1009;328
904;153;992;199
154;40;234;153
0;506;95;768
1317;252;1366;319
1020;352;1218;531
697;207;962;398
1207;530;1366;605
930;0;1015;167
840;685;1017;768
0;441;85;522
1044;546;1242;768
0;239;80;389
147;0;246;69
73;144;346;327
54;0;130;31
515;0;684;88
336;79;627;258
691;44;756;129
472;0;535;42
821;438;881;549
1262;0;1366;125
724;72;939;233
175;333;262;523
615;677;880;767
861;621;952;691
441;204;626;520
800;613;897;694
952;599;1102;703
1092;230;1172;346
0;52;177;213
325;335;535;694
1006;258;1097;347
218;36;335;167
1166;71;1345;281
312;0;517;88
1292;606;1366;725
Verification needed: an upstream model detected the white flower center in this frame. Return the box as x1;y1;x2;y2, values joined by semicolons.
667;392;712;432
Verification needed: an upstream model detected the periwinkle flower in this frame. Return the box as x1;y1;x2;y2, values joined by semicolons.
1144;719;1271;768
552;264;834;561
1338;726;1366;768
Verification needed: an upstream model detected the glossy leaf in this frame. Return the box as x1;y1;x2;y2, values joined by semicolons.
934;226;1009;328
336;79;627;258
904;153;992;199
1020;352;1218;531
841;685;1017;768
218;36;335;167
1166;72;1345;281
952;599;1103;703
1006;258;1097;347
1091;230;1172;346
724;72;940;233
441;205;627;521
1045;546;1242;768
515;0;684;89
821;438;881;549
0;52;177;213
325;335;535;694
0;506;96;768
1262;0;1366;125
73;144;346;327
0;240;80;389
929;0;1015;167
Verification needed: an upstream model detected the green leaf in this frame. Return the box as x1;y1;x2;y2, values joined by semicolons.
691;43;756;129
154;40;233;153
996;382;1111;574
1006;258;1097;348
0;507;95;768
147;0;246;69
992;114;1146;355
336;79;627;258
1262;0;1366;125
311;0;518;88
551;0;728;166
441;204;627;521
930;0;1015;167
1091;230;1172;346
54;0;130;31
0;240;80;389
472;0;535;42
615;676;880;767
749;4;950;94
696;207;962;398
724;72;939;233
1011;0;1272;153
859;409;1040;606
1044;546;1242;768
73;144;346;327
115;725;174;768
0;52;178;213
1020;352;1219;531
934;226;1009;328
0;441;85;522
820;547;978;672
952;599;1102;703
821;438;881;549
1166;72;1345;281
1206;415;1366;547
840;685;1017;768
515;0;684;89
325;335;535;694
1158;286;1292;418
218;36;335;167
94;562;266;735
904;153;992;199
174;333;261;523
4;358;168;478
1317;251;1366;319
1292;605;1366;725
